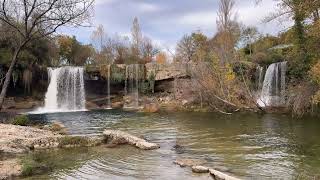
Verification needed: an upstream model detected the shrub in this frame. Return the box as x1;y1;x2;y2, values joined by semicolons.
11;115;29;126
21;155;51;177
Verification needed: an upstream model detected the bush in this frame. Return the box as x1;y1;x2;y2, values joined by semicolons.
11;115;29;126
21;155;52;177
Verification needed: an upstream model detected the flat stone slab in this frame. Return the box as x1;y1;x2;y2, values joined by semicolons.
173;158;206;167
209;168;241;180
192;166;209;173
103;130;160;150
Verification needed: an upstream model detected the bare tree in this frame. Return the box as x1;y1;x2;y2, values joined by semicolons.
241;26;259;56
175;34;196;63
215;0;240;64
91;24;106;53
0;0;94;110
131;17;142;62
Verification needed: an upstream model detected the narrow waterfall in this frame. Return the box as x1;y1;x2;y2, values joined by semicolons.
124;64;140;109
257;62;287;107
106;65;111;109
256;66;264;91
34;66;86;113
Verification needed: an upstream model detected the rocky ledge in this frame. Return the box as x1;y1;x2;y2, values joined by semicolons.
103;130;160;150
0;124;63;154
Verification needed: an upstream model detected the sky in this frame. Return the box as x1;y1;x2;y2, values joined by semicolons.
59;0;292;51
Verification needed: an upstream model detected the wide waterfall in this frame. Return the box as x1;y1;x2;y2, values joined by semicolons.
34;66;86;113
257;62;287;107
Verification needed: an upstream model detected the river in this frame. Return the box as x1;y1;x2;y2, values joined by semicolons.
25;110;320;179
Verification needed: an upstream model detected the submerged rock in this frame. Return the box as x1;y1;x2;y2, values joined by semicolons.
172;144;186;154
103;130;160;150
192;166;209;173
173;158;206;167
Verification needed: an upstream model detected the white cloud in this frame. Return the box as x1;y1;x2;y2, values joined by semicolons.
95;0;115;5
177;11;217;27
138;3;161;13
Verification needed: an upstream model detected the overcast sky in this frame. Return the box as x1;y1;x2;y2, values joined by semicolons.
59;0;292;51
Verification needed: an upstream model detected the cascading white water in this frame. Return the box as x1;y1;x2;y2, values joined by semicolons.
256;66;264;91
34;66;86;113
106;65;112;109
257;62;287;107
124;64;140;109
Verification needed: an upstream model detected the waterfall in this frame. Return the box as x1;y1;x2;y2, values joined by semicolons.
106;65;111;109
33;66;86;113
256;66;264;91
124;64;140;109
257;62;287;107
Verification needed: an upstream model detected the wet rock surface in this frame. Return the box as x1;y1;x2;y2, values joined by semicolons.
173;158;206;167
103;130;160;150
192;166;209;173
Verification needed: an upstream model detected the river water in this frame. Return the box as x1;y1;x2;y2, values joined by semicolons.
26;110;320;179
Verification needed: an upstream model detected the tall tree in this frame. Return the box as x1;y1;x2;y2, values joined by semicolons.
176;34;196;63
0;0;94;110
131;17;142;63
215;0;240;64
91;24;106;53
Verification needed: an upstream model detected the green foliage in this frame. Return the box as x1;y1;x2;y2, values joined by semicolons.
21;153;54;177
111;65;125;83
11;115;29;126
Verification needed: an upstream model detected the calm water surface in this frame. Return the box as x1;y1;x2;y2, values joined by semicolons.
26;110;320;179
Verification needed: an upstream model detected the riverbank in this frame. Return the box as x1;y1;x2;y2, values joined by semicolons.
0;122;161;179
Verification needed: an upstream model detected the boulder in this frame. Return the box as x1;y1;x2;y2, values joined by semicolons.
173;158;206;167
111;101;124;109
209;169;241;180
143;103;160;113
192;166;209;173
103;130;160;150
85;101;100;110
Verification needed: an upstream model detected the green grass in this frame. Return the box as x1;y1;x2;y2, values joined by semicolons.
58;136;90;148
11;115;29;126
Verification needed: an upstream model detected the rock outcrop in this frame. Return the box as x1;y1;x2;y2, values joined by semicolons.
0;124;62;154
209;169;241;180
103;130;160;150
192;166;209;173
0;159;21;180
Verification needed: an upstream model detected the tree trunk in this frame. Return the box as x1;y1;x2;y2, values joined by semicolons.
0;48;21;111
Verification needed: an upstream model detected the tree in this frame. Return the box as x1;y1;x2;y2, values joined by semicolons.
91;24;106;53
156;52;167;64
176;34;196;63
0;0;94;110
241;26;259;56
131;17;142;63
214;0;240;64
57;35;93;65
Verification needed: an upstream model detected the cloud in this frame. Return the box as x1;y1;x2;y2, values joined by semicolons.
60;0;290;50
